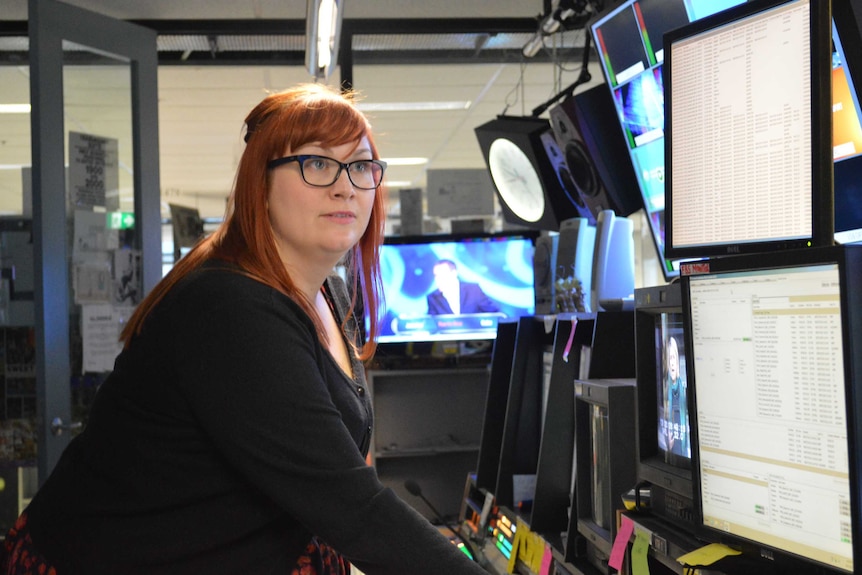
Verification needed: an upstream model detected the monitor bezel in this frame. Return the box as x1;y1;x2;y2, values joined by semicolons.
664;0;834;260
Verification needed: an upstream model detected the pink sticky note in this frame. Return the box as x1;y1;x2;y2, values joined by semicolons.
608;515;635;571
539;545;553;575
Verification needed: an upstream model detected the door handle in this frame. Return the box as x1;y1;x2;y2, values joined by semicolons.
50;417;83;437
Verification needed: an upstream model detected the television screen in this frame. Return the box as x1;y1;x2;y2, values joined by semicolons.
588;0;746;280
664;0;833;259
633;283;694;528
832;8;862;245
655;311;689;461
684;245;862;574
377;232;537;344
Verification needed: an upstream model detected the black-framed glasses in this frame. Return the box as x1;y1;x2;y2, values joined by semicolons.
267;154;387;190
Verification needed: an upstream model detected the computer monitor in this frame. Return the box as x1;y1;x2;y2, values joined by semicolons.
683;245;862;574
475;320;519;494
588;0;747;281
493;316;555;512
665;0;834;260
633;282;694;527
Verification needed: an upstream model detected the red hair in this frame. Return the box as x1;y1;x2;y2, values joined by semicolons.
121;83;385;360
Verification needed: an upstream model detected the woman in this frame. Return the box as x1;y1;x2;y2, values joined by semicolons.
1;84;487;575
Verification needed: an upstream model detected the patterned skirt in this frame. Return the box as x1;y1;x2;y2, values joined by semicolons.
0;512;57;575
0;511;348;575
290;538;350;575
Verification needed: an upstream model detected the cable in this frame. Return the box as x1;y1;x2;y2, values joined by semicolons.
531;29;592;118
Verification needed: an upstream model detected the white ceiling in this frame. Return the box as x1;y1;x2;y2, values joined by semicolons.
2;0;607;223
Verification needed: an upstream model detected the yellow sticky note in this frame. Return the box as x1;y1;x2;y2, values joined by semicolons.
507;526;522;574
677;543;742;567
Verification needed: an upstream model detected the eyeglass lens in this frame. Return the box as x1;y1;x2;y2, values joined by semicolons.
301;157;383;189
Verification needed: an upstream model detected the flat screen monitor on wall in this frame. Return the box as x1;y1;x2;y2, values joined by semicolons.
588;0;746;281
376;231;537;344
664;0;834;260
683;245;862;574
831;3;862;245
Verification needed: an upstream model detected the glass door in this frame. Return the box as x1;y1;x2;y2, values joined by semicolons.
0;30;37;535
28;0;160;487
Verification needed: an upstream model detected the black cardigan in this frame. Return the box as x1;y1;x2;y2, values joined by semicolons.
26;261;486;575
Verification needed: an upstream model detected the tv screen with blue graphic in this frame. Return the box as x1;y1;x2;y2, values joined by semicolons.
377;232;537;343
589;0;747;278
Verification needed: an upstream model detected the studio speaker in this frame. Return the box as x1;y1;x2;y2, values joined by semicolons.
533;233;558;315
539;131;596;224
549;84;643;221
554;217;596;313
591;210;635;313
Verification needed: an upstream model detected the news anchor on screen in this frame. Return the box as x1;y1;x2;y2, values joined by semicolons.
426;259;500;315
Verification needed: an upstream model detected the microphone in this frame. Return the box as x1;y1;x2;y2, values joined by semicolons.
404;479;479;562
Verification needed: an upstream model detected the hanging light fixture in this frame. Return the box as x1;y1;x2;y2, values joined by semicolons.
305;0;342;80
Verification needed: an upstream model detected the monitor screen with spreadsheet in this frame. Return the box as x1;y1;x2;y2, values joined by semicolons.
664;0;833;260
684;245;862;574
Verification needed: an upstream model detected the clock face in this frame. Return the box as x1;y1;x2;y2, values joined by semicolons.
487;137;545;223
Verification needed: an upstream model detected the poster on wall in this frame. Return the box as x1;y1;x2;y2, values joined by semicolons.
112;248;141;305
80;304;122;373
68;131;119;211
426;168;496;219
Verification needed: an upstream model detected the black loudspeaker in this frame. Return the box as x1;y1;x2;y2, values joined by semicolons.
533;233;558;315
475;116;589;231
549;84;643;220
539;131;597;224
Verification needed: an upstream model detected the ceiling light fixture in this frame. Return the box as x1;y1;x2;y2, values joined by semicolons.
522;35;544;58
305;0;342;80
0;104;30;114
356;101;471;113
383;180;415;188
380;157;428;166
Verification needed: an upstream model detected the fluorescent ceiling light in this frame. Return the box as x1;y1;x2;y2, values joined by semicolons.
316;0;336;70
357;101;471;112
305;0;342;80
0;164;28;170
384;181;415;188
381;157;428;166
0;104;30;114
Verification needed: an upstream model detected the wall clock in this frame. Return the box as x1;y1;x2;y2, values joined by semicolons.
475;115;588;231
487;137;545;224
